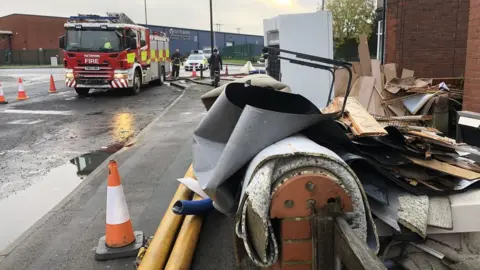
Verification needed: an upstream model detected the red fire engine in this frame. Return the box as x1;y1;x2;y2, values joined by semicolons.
59;14;170;96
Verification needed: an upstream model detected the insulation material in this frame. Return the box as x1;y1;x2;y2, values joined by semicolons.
398;194;429;238
193;82;336;214
428;197;453;229
235;135;379;267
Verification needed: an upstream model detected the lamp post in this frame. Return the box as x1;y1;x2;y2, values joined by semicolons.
144;0;148;25
210;0;214;53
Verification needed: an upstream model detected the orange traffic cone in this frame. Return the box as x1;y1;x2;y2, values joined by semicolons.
48;75;57;93
0;81;8;104
95;160;144;261
225;64;229;76
192;65;197;78
17;78;28;100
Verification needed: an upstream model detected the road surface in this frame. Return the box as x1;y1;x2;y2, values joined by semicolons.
0;76;258;269
0;68;182;253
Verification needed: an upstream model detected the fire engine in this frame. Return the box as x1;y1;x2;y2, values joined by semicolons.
59;13;170;96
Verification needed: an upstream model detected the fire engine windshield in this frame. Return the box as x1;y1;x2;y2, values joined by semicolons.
65;29;123;52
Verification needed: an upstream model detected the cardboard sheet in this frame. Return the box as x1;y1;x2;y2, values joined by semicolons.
358;34;372;76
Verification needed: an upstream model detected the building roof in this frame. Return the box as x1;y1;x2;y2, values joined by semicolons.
0;13;263;37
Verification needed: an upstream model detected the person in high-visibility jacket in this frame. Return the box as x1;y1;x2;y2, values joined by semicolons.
104;42;112;49
172;49;182;79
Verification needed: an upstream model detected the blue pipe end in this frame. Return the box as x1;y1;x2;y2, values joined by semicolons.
172;198;214;215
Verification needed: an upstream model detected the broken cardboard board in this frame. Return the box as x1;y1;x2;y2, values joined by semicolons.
355;76;375;108
334;69;358;98
403;94;435;115
351;61;362;76
371;59;392;99
407;156;480;180
368;86;386;116
388;100;406;116
384;63;397;83
336;97;388;136
407;130;457;146
398;194;429;238
358;34;372;76
427;197;453;230
402;69;415;79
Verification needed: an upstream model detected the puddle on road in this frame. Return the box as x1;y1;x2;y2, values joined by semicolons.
0;142;127;252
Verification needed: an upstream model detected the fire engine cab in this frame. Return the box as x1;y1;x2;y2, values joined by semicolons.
59;14;170;96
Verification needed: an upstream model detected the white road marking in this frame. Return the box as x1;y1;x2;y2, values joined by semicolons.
4;149;31;154
7;119;45;125
0;149;85;155
65;97;76;101
181;112;192;115
0;109;74;116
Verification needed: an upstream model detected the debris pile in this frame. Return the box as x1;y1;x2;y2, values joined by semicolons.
317;36;480;268
188;40;479;267
334;35;463;126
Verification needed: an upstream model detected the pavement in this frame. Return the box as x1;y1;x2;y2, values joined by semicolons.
0;68;258;269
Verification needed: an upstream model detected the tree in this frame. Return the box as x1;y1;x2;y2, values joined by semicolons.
325;0;375;47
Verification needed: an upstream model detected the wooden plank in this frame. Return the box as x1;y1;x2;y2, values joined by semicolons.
401;69;415;79
337;97;388;136
383;63;397;83
355;76;375;109
358;34;372;76
334;217;386;270
407;156;480;180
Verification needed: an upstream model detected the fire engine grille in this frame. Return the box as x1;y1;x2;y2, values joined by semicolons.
76;78;110;85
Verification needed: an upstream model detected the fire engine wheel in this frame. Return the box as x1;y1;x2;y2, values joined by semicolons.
129;70;141;95
75;87;90;97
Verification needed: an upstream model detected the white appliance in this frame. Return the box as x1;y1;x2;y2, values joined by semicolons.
263;11;334;109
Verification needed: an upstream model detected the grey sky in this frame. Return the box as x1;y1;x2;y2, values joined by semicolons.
0;0;318;35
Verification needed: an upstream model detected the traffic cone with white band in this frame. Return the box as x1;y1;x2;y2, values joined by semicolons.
0;81;7;104
17;78;28;100
95;160;144;261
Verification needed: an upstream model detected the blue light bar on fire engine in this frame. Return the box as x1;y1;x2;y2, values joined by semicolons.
69;16;119;21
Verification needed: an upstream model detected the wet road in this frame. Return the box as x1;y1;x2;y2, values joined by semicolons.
0;69;182;252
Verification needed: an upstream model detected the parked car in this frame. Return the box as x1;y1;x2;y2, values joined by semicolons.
185;54;209;71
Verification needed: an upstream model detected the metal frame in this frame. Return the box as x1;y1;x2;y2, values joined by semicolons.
263;46;354;116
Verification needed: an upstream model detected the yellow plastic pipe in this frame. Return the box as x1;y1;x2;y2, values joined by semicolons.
138;164;195;270
164;194;204;270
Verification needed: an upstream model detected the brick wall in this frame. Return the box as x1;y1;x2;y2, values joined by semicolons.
0;14;66;50
385;0;469;78
463;0;480;112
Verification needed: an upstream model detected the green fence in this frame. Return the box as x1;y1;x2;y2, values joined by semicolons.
220;44;263;62
0;49;61;66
